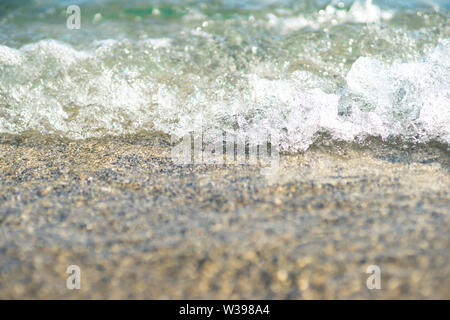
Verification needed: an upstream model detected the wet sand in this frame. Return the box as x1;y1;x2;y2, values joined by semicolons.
0;134;449;299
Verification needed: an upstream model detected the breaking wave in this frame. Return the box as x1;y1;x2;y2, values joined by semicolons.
0;0;449;151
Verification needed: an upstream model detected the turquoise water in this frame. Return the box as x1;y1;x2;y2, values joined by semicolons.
0;0;449;150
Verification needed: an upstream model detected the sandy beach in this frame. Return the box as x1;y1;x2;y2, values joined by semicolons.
0;134;448;299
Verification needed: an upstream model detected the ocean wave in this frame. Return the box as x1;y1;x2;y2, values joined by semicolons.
0;33;448;150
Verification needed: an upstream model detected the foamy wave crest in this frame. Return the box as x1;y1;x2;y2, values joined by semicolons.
0;38;449;150
343;39;450;145
267;0;394;34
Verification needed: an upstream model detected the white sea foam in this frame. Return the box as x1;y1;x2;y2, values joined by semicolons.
267;0;394;33
0;35;448;149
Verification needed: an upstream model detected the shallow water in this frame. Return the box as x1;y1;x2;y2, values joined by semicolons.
0;0;449;151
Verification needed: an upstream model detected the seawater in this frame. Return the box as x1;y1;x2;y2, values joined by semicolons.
0;0;449;151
